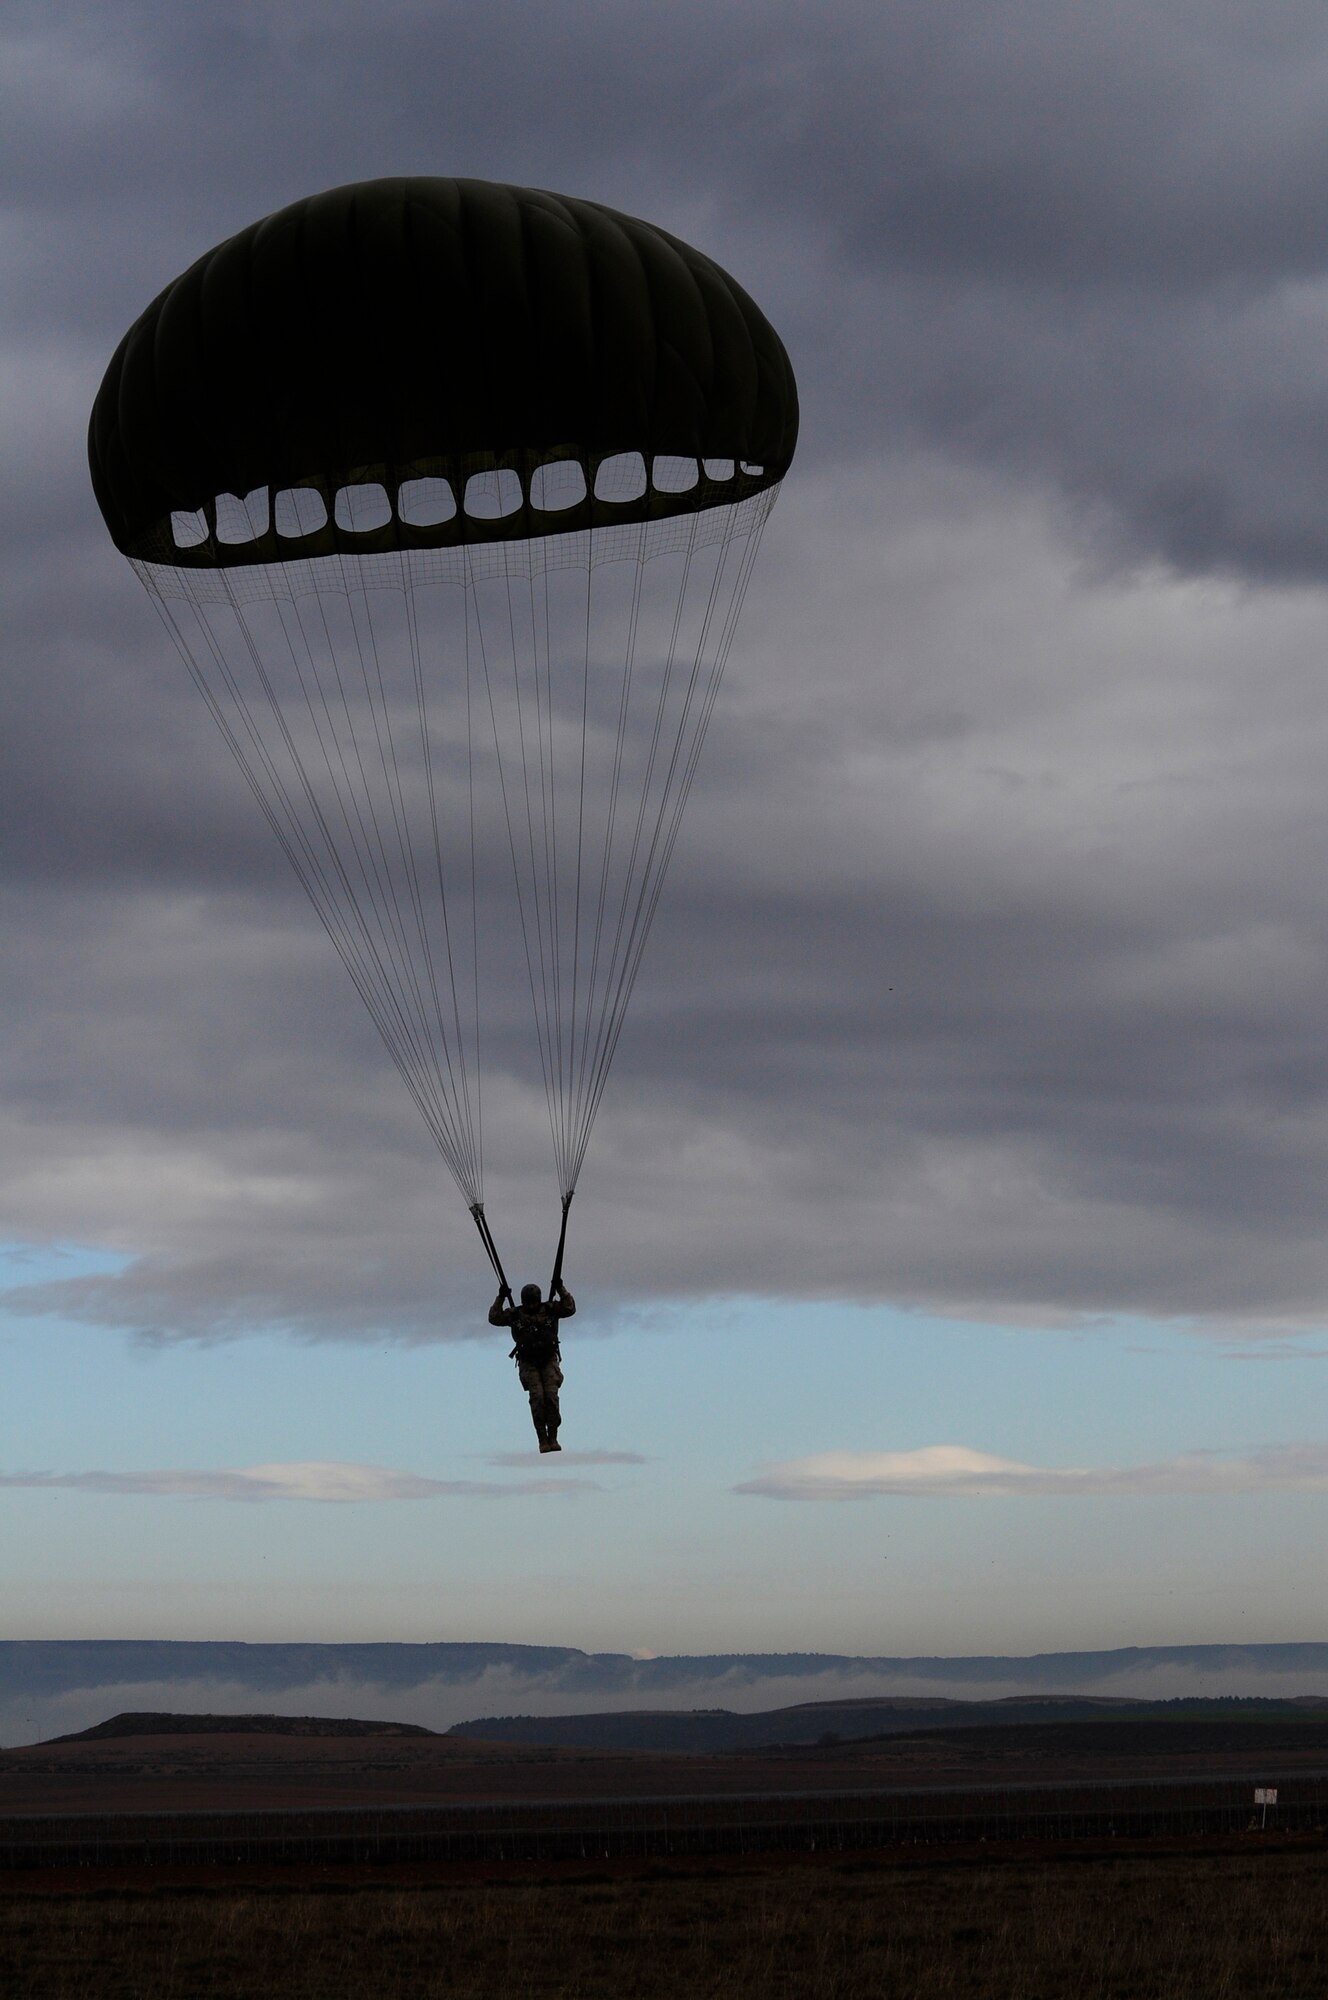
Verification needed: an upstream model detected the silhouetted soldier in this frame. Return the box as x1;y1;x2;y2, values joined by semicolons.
489;1280;575;1451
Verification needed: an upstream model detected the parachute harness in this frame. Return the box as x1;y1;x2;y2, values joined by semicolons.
137;491;775;1262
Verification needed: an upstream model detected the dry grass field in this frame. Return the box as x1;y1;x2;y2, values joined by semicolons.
0;1844;1325;1999
3;1719;1323;1995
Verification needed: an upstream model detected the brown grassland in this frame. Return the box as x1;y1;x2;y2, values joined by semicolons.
0;1842;1325;1999
3;1719;1325;1994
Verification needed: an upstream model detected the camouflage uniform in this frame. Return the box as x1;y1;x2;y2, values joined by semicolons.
489;1284;575;1448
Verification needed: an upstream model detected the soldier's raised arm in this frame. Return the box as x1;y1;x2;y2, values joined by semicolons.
488;1287;515;1327
552;1280;576;1318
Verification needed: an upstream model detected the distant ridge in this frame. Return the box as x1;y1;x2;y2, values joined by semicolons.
448;1694;1328;1755
3;1640;1327;1701
3;1642;1325;1742
48;1711;437;1744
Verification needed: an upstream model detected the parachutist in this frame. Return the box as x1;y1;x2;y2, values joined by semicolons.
490;1279;576;1452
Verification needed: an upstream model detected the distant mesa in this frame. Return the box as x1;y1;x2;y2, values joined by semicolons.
37;1694;1328;1755
446;1693;1328;1755
6;1640;1328;1712
47;1711;438;1745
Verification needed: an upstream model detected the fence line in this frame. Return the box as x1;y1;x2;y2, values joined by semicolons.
1;1775;1325;1871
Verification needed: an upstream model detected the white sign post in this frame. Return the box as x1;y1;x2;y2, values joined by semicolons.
1254;1787;1278;1828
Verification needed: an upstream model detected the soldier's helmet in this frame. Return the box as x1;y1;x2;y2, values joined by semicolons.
520;1283;542;1307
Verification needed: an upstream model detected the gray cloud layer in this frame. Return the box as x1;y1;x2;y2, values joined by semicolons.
9;1;1328;1339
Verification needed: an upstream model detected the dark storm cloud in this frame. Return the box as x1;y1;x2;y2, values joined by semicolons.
16;1;1328;561
9;0;1328;1339
13;2;1328;590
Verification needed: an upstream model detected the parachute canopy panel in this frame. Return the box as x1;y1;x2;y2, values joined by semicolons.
88;177;799;568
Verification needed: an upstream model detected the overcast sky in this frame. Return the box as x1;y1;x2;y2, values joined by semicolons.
4;0;1328;1670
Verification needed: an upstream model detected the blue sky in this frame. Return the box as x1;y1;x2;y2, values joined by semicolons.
5;1243;1326;1655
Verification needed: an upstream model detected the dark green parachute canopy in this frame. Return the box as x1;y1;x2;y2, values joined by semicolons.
89;176;799;568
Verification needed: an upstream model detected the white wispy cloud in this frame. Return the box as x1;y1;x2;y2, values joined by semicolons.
485;1449;648;1468
0;1461;599;1502
1218;1342;1328;1363
736;1443;1328;1501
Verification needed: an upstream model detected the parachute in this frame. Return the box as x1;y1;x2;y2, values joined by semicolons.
89;177;798;1287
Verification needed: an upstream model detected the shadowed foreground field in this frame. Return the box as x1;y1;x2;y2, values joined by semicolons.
1;1846;1325;1999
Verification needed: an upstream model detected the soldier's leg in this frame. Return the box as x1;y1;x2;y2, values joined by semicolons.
542;1360;564;1444
518;1360;549;1445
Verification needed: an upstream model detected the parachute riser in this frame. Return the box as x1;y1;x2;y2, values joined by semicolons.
470;1203;511;1300
550;1190;574;1295
473;1191;570;1302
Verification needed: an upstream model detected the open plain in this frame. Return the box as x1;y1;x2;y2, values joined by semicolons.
0;1715;1325;1996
